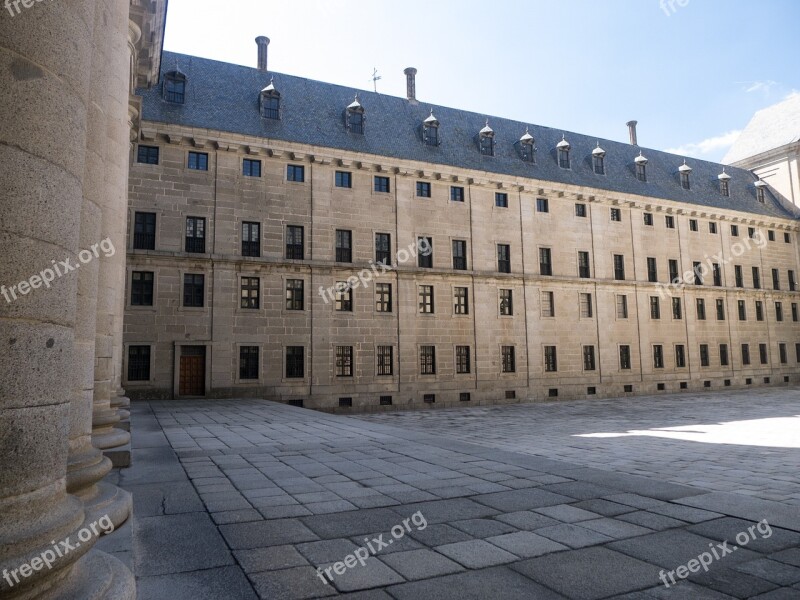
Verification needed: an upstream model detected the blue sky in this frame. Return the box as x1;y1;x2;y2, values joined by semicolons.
164;0;800;163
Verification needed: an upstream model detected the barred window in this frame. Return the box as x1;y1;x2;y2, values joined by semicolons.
239;346;259;380
419;285;434;314
286;279;304;311
240;277;260;309
583;346;596;371
454;287;469;315
497;244;511;273
616;295;628;319
741;344;751;366
133;212;156;250
335;282;353;312
580;293;593;318
544;346;558;372
700;344;710;367
578;251;590;278
420;346;436;375
539;247;552;276
185;217;206;253
720;344;729;367
183;274;204;307
376;346;393;376
375;283;392;313
619;345;631;370
653;345;664;369
335;229;352;263
286;225;304;259
500;289;513;316
335;346;353;377
501;346;516;373
456;346;470;374
418;237;433;268
452;240;467;270
286;347;305;378
541;291;555;317
672;297;682;320
127;346;151;381
242;222;260;257
131;271;154;306
675;345;686;368
613;254;625;280
375;233;391;265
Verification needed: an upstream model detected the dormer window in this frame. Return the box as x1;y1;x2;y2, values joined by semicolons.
259;78;280;120
557;135;570;169
592;143;606;175
755;180;767;203
679;161;692;190
635;152;648;182
478;120;495;156
346;95;365;134
719;169;731;197
423;110;440;146
163;70;186;104
518;128;535;163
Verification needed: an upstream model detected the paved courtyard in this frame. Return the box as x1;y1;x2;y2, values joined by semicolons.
114;390;800;599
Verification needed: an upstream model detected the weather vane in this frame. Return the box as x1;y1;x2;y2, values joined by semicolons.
370;68;382;92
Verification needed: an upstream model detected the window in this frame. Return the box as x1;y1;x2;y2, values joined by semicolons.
500;289;513;316
593;153;605;175
735;266;744;288
785;232;792;244
689;219;698;232
757;185;766;203
578;251;591;278
636;162;647;182
137;145;159;165
188;152;208;171
756;300;764;321
374;176;390;193
335;282;353;312
653;345;664;369
558;145;570;169
575;203;587;217
452;240;467;270
716;298;725;321
377;346;394;376
479;127;495;156
772;269;781;290
738;300;747;321
183;274;204;307
672;297;682;320
697;298;706;320
287;164;305;182
741;344;750;366
375;233;391;265
541;291;555;317
780;343;788;365
665;215;675;229
456;346;471;374
380;396;393;406
613;254;625;281
752;267;761;289
693;262;703;285
416;181;431;198
451;186;465;202
536;198;549;213
759;343;768;365
720;344;729;367
644;213;654;226
286;279;304;311
375;283;392;313
286;226;304;259
619;346;631;370
731;224;739;237
347;103;365;134
335;346;353;377
495;192;508;208
793;303;798;322
243;159;261;177
580;293;593;318
418;237;433;268
133;212;156;250
127;346;151;381
616;295;628;318
286;347;305;378
242;222;260;257
544;346;558;372
669;259;679;283
700;344;710;367
423;117;439;146
748;227;756;239
681;172;691;190
709;222;718;234
789;270;797;291
539;247;553;276
419;285;434;314
239;347;259;380
797;344;800;363
335;171;352;188
260;84;280;119
335;229;353;263
647;257;658;283
454;287;469;315
497;244;511;273
712;263;722;287
675;345;686;368
420;346;436;375
240;277;260;309
583;346;596;371
131;271;154;306
339;398;353;408
776;301;784;322
423;394;436;404
501;346;516;373
610;208;622;222
650;296;661;319
163;72;186;103
185;217;206;253
720;179;730;197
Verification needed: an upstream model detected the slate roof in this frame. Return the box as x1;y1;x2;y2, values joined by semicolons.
723;93;800;164
139;52;796;220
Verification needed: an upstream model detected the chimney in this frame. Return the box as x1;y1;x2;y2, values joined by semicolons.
404;67;418;104
256;36;270;71
626;120;639;146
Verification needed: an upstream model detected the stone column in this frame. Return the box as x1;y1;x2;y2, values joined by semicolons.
0;0;133;598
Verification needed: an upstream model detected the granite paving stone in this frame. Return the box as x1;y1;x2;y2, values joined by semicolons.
250;566;338;599
535;523;616;548
435;539;519;569
380;548;465;580
485;531;569;558
233;545;310;573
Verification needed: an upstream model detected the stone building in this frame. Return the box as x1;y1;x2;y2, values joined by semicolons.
124;40;800;412
0;0;166;597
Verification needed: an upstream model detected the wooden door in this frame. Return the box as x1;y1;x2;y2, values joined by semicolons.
179;355;205;396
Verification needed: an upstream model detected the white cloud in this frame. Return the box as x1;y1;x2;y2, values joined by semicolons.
742;80;778;94
665;130;742;157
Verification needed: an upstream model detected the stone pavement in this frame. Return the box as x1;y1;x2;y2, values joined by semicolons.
120;394;800;599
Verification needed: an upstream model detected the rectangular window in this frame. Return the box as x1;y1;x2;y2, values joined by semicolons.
541;291;555;317
375;233;391;265
575;203;587;217
616;294;628;319
420;346;436;375
689;219;698;232
456;346;471;374
188;151;208;171
720;344;729;367
287;164;305;182
495;192;509;208
500;289;513;316
776;301;784;322
709;222;718;234
650;296;660;319
653;345;664;369
669;259;679;283
127;346;151;381
240;277;260;309
789;270;797;291
501;346;516;373
675;345;686;368
613;254;625;281
753;267;761;289
136;145;159;165
375;283;392;313
335;171;352;188
697;298;706;320
450;186;465;202
374;176;390;193
759;343;768;365
700;344;710;367
785;232;792;243
243;159;261;177
578;251;591;278
772;269;781;290
647;257;658;283
712;264;722;287
672;297;682;320
797;343;800;363
610;208;622;222
497;244;511;273
183;274;204;307
738;300;747;321
242;221;260;257
735;265;744;288
693;262;703;285
416;181;432;198
419;285;434;314
133;212;156;250
716;298;725;321
643;212;654;226
580;293;593;318
452;240;467;270
544;346;558;372
741;344;752;366
185;217;206;253
131;271;154;306
731;224;739;237
335;229;353;263
665;215;675;229
335;282;353;312
418;237;433;268
536;198;549;213
780;343;788;365
286;347;305;378
619;345;631;370
286;225;304;259
583;346;596;371
377;346;394;376
286;279;304;311
539;247;553;276
454;287;469;315
335;346;353;377
793;303;798;322
756;300;764;321
768;230;776;241
239;347;259;380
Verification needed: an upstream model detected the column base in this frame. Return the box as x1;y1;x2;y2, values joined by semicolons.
48;550;135;600
79;481;132;530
